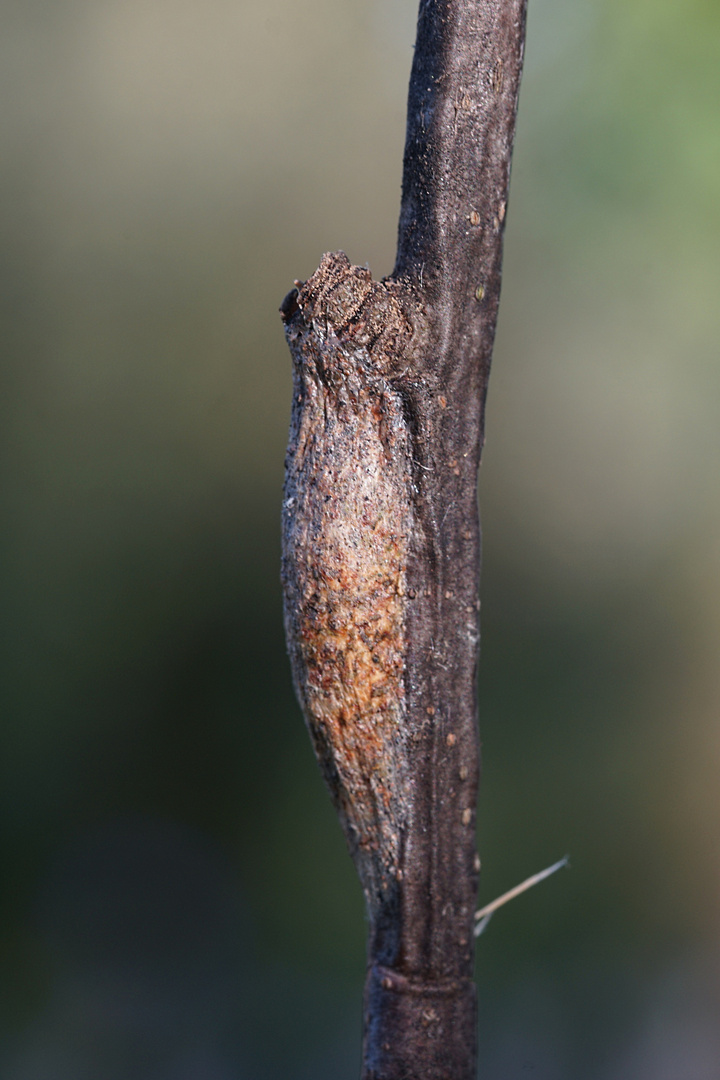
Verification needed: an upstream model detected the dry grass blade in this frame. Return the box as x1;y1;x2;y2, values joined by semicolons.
474;856;569;937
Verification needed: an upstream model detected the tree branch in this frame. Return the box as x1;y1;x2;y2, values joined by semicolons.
280;2;527;1077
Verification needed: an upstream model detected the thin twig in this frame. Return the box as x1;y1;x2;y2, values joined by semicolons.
280;2;528;1076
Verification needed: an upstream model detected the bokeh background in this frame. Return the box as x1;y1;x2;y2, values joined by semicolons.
1;0;719;1076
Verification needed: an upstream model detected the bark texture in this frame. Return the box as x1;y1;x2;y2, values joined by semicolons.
281;2;527;1077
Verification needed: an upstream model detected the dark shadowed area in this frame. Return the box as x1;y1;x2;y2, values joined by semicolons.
1;0;719;1076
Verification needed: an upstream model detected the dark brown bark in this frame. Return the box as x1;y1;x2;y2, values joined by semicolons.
280;2;527;1077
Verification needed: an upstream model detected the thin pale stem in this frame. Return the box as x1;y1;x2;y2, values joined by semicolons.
474;857;569;936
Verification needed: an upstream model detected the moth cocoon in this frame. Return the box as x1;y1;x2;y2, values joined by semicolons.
281;252;419;915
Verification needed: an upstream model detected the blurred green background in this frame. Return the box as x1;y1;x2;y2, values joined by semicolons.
1;0;719;1076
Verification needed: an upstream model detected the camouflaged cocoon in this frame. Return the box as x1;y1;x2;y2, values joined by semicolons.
281;252;418;917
